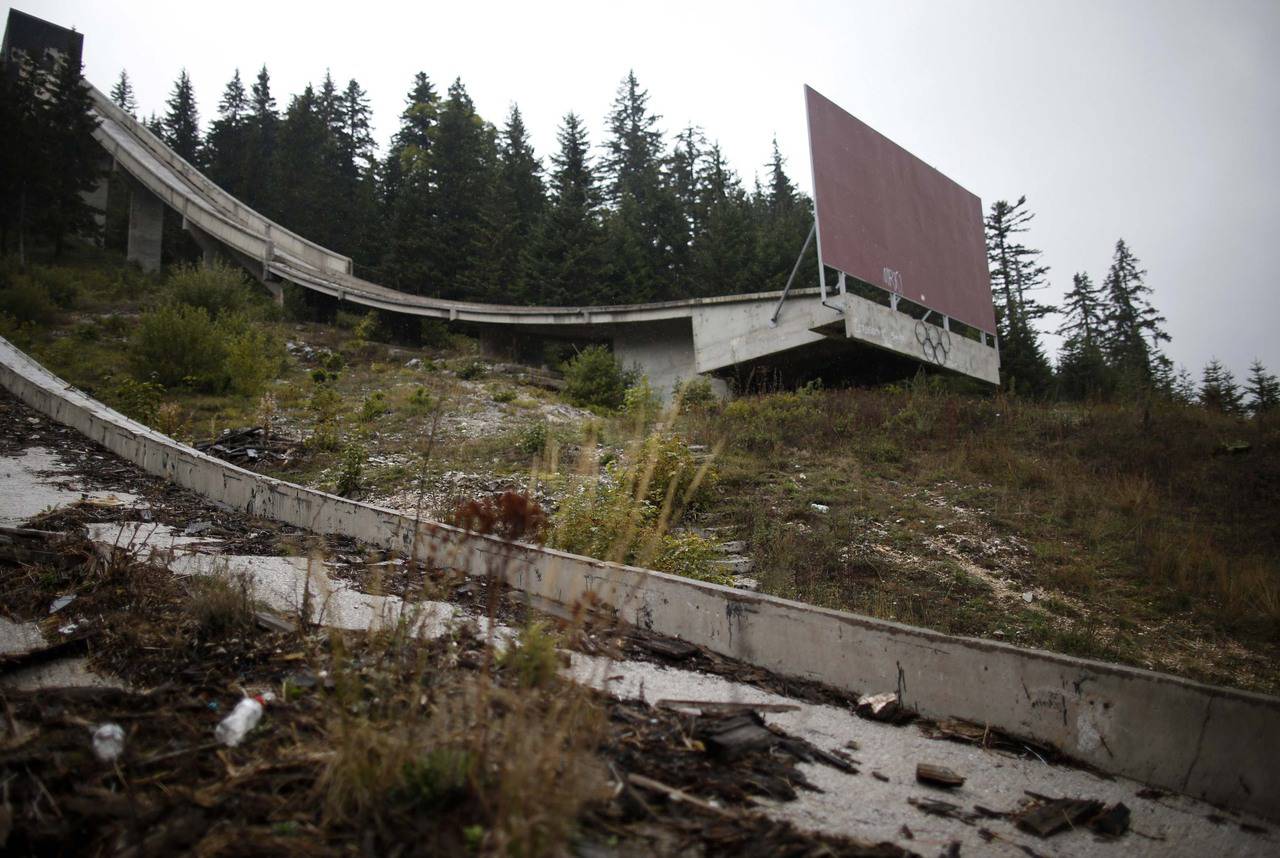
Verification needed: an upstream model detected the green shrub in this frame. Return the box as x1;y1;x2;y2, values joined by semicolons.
677;376;718;410
166;262;254;319
30;267;80;309
336;442;366;496
420;319;451;348
497;621;561;689
655;532;727;584
516;421;548;456
131;303;227;389
630;432;717;509
359;391;388;423
0;278;58;325
492;387;516;404
334;309;365;330
352;311;379;343
403;386;434;416
225;325;282;397
457;359;487;381
110;376;164;422
563;345;625;410
622;376;662;423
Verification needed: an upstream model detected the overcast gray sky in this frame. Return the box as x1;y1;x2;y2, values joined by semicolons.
23;0;1280;380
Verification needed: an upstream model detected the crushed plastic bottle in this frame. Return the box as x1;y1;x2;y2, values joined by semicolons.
91;723;125;762
215;692;274;747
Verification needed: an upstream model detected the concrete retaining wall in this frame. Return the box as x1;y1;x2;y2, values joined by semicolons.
0;337;1275;820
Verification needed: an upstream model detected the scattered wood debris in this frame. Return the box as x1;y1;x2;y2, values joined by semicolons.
916;763;965;789
1014;793;1131;839
195;426;296;466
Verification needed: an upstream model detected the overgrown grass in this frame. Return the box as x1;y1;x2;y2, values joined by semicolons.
687;377;1280;689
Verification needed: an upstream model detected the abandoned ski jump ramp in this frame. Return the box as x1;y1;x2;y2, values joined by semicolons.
0;337;1276;824
83;83;1001;397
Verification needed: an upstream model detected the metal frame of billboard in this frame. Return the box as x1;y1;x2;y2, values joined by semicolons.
783;85;999;383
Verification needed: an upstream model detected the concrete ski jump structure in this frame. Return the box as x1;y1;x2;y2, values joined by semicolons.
81;84;1001;397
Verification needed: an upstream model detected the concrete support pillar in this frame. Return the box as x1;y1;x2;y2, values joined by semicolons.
184;219;220;270
126;183;163;273
478;327;510;360
611;318;704;402
264;280;285;307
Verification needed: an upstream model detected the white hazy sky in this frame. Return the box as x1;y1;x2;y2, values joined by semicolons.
19;0;1280;380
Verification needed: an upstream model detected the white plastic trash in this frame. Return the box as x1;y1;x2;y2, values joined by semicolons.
91;723;125;762
215;692;274;747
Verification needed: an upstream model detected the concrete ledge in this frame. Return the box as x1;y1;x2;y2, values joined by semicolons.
0;337;1275;820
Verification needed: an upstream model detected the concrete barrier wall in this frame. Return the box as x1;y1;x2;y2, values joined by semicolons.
0;337;1275;820
844;291;1001;384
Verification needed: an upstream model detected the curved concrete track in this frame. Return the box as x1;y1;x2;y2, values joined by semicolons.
87;87;1001;395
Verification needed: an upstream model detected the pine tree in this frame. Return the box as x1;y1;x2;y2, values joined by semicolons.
336;78;382;267
482;104;544;302
273;85;338;247
36;50;103;258
163;69;202;166
110;69;137;116
1056;272;1111;399
233;66;277;217
1101;239;1169;388
1199;359;1243;414
205;69;250;197
428;78;497;299
754;138;815;293
530;112;605;305
691;142;756;297
600;71;684;301
1244;360;1279;415
383;73;440;290
0;51;46;258
1171;366;1197;405
984;197;1053;395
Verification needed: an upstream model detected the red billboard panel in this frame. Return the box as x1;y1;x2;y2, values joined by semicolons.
805;86;995;334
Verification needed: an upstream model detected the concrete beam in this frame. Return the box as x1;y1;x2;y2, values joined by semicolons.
0;335;1275;821
125;180;163;273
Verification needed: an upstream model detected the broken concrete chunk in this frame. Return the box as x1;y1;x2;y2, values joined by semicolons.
916;763;965;789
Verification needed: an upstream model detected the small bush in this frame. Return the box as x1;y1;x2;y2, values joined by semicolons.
403;386;434;416
563;345;625;410
678;376;718;410
30;267;80;309
492;387;516;404
497;622;561;689
630;432;717;510
0;278;58;325
154;401;185;437
110;376;163;423
457;359;487;381
420;319;451;348
353;311;379;343
131;303;227;389
516;421;548;456
654;532;727;584
336;442;366;496
166;262;254;319
225;325;282;397
334;309;365;330
187;570;256;639
622;376;662;424
359;391;388;423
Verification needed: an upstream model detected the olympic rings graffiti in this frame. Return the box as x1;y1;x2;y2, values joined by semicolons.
914;319;952;366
